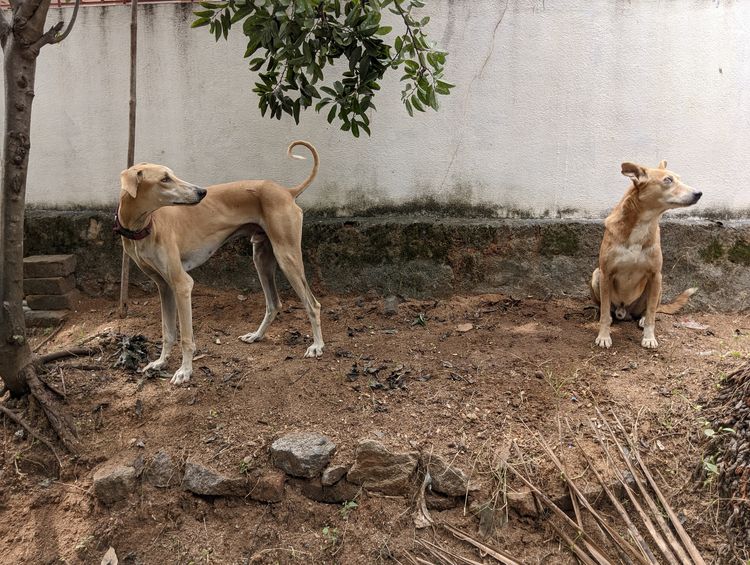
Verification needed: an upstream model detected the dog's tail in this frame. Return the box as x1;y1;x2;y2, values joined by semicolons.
286;140;319;199
657;287;697;314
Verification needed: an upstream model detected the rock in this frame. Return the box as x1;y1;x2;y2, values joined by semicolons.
347;439;418;495
101;546;118;565
321;464;350;486
425;491;459;511
383;295;399;316
182;461;246;497
247;469;286;503
144;450;178;488
426;454;473;497
270;432;336;478
293;477;360;504
456;323;473;333
507;487;538;517
93;464;137;505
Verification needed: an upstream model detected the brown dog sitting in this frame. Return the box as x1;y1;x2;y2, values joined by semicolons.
591;160;701;349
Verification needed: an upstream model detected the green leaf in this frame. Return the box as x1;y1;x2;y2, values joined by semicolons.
376;25;392;35
191;17;211;28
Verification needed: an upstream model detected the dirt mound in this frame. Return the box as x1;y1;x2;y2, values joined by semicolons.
0;288;747;563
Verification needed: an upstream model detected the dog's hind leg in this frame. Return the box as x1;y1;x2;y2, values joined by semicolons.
266;209;324;358
142;273;177;373
240;235;282;344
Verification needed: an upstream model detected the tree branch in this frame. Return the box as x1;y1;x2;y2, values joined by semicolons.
50;0;80;44
29;19;62;53
15;0;47;27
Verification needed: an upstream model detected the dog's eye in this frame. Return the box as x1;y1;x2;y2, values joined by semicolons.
663;176;673;185
161;175;170;183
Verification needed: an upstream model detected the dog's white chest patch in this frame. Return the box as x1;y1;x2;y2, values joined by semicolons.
612;244;649;268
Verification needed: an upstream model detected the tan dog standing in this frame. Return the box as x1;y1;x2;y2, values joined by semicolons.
591;160;701;349
117;141;324;385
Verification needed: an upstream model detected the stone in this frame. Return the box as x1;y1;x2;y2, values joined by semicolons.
25;291;76;311
25;310;68;327
347;439;418;495
507;487;538;518
321;464;350;486
270;432;336;478
247;469;286;503
23;254;77;278
101;546;118;565
426;454;473;497
182;461;246;497
425;491;459;511
93;464;137;505
24;275;76;296
144;450;178;488
383;295;399;316
293;477;360;504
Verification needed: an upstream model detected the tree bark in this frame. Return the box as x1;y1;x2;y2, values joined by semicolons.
0;7;51;396
119;0;138;318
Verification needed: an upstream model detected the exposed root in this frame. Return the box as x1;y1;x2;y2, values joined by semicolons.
0;403;62;469
39;346;98;364
24;363;81;454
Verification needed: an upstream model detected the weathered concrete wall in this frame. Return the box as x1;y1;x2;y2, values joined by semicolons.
25;211;750;311
5;1;750;217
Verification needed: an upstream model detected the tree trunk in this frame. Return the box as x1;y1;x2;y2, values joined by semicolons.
0;21;46;396
119;0;138;318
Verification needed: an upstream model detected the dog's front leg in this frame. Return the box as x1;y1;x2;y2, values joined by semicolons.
171;272;196;385
595;269;613;348
641;272;662;348
142;278;177;373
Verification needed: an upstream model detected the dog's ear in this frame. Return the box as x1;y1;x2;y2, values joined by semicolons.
621;162;647;184
657;160;667;169
119;168;142;199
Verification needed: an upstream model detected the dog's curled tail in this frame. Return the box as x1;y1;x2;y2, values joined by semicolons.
286;140;319;199
657;287;697;314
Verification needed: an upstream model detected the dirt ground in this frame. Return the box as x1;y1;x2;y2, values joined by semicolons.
1;286;748;564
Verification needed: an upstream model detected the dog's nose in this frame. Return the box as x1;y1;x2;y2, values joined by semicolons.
197;188;207;200
693;191;703;202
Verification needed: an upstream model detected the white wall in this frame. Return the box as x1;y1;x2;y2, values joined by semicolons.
7;0;750;216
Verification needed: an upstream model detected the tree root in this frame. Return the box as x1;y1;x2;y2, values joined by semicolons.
0;402;63;469
39;346;97;364
23;363;81;455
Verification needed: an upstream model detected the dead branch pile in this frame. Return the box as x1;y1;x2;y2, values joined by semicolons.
408;410;706;565
704;361;750;548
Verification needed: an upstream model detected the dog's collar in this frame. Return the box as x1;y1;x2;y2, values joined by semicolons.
113;213;153;240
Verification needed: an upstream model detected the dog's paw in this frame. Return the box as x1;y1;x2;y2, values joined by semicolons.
141;358;167;373
641;336;659;349
239;332;262;344
595;335;612;349
170;367;192;385
304;343;324;358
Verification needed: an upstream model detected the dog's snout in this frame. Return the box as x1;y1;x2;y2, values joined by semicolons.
693;191;703;201
196;188;207;200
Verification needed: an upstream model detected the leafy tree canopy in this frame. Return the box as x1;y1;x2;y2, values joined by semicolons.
193;0;454;137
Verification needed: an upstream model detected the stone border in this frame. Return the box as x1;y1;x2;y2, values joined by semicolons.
91;433;629;538
92;436;477;512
